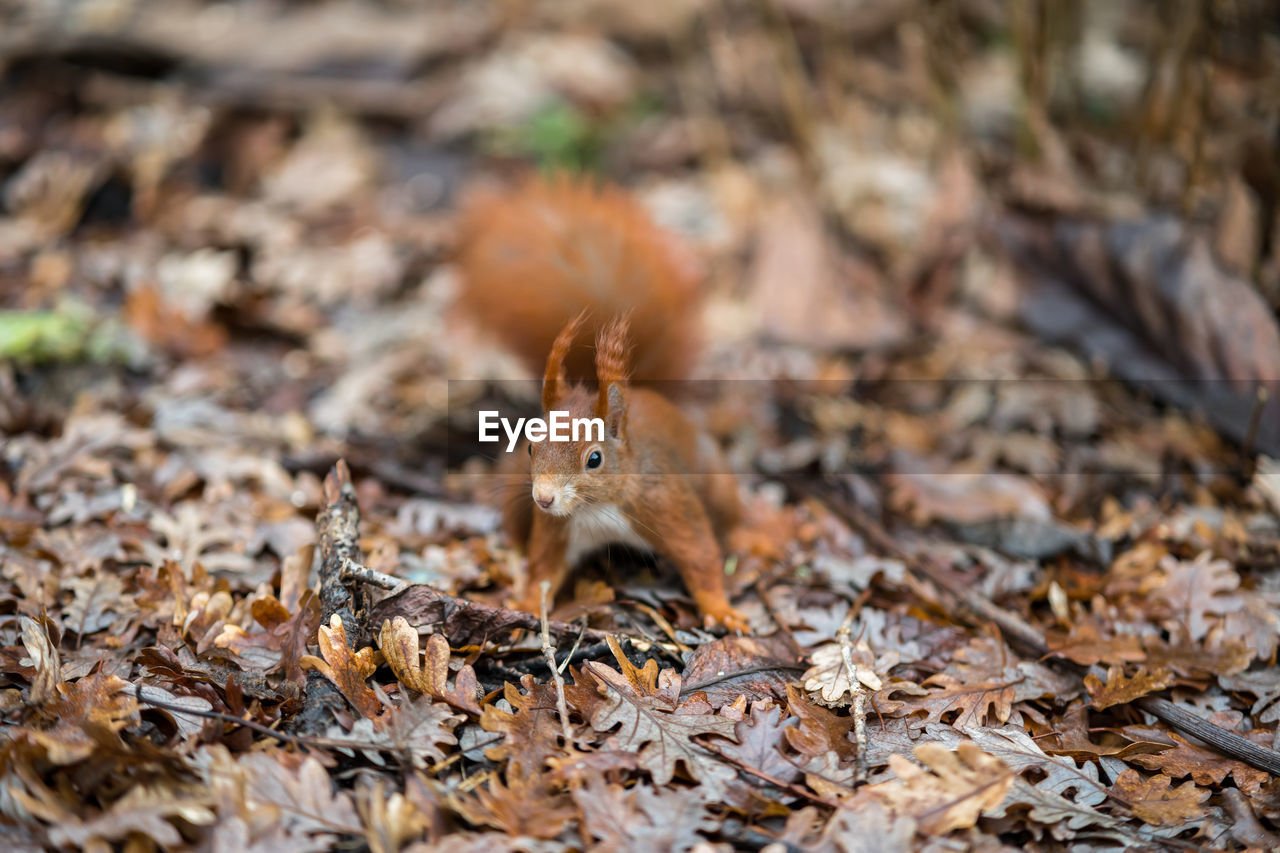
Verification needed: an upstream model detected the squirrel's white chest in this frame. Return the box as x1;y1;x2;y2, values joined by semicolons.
565;503;652;565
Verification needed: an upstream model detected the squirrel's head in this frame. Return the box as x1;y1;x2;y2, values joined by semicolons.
529;314;629;516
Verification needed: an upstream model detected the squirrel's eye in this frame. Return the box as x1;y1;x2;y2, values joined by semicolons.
527;443;532;456
586;450;602;469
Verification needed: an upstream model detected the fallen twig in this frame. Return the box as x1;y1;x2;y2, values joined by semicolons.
540;581;574;746
295;460;366;735
340;557;407;591
836;602;869;786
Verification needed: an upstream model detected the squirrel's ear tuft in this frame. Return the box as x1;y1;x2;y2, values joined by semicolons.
543;310;586;410
595;313;630;417
604;382;626;440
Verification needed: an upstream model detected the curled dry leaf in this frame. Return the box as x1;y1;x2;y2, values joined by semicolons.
378;616;482;715
450;772;578;840
865;741;1014;836
1084;666;1172;710
369;583;552;647
301;614;380;719
19;616;60;705
357;780;431;853
217;590;321;686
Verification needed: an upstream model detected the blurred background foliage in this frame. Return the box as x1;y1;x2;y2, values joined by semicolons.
0;0;1276;426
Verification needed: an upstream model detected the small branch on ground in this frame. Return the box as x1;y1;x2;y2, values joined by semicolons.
836;602;869;786
295;459;366;735
540;581;574;746
340;557;407;591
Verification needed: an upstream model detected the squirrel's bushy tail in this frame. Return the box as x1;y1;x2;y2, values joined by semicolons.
455;175;702;383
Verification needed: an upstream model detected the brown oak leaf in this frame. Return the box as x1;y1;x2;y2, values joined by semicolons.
344;694;460;769
378;617;481;714
451;773;577;840
572;775;716;853
718;699;802;785
888;673;1019;729
23;671;138;764
481;675;567;777
19;616;61;705
1111;769;1209;826
1152;552;1244;642
301;614;380;718
61;570;125;636
1141;635;1252;679
1084;666;1172;710
1123;729;1270;795
1046;622;1146;668
864;741;1014;835
582;659;737;787
679;635;802;707
239;751;364;838
1044;702;1173;763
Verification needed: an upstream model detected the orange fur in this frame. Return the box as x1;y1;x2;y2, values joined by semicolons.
594;313;630;420
543;310;585;411
456;175;701;383
456;174;747;632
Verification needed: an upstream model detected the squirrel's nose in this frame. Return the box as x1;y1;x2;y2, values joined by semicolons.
533;489;555;509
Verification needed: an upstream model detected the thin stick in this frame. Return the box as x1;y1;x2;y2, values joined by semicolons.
340;557;405;591
540;581;573;746
136;684;472;760
558;621;588;675
298;460;364;735
836;603;869;786
135;685;308;749
701;742;845;810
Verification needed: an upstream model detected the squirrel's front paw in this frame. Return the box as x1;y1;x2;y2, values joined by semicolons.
701;603;750;634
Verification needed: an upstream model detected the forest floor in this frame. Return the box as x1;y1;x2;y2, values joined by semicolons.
2;2;1280;851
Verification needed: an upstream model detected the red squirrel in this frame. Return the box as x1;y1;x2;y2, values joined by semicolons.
457;176;749;632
